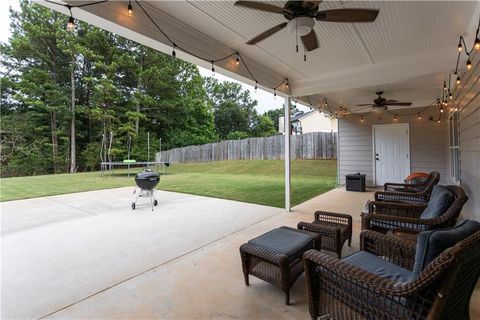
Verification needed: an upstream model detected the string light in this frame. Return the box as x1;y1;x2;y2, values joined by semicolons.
235;52;240;65
458;39;463;52
475;37;480;50
67;16;75;32
449;90;453;100
128;1;132;16
172;45;176;58
394;114;397;121
466;58;472;71
417;113;421;119
211;61;215;75
443;81;447;91
254;81;258;91
66;5;74;32
360;116;364;122
456;76;461;85
285;79;289;88
440;106;444;113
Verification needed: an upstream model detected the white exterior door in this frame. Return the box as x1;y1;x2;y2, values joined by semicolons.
373;123;410;186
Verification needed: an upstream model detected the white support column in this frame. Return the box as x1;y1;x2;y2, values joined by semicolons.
284;96;291;212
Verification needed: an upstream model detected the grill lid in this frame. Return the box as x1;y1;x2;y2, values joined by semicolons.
135;171;160;180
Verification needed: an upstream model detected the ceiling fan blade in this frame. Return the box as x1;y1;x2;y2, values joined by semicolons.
234;1;286;14
246;22;288;45
385;102;412;106
301;29;319;52
384;99;398;104
316;9;379;22
356;103;375;107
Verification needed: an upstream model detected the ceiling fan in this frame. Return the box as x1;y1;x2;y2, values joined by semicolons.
356;91;412;112
234;1;379;52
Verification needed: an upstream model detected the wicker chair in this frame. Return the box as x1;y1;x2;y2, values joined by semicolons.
362;185;467;234
304;225;480;320
297;211;352;258
376;171;440;204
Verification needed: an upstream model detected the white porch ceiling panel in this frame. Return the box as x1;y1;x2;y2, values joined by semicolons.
40;0;480;111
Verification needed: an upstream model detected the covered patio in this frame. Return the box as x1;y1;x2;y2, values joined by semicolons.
2;186;370;319
4;0;480;319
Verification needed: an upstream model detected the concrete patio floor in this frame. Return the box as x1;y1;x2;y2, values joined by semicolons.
1;187;479;319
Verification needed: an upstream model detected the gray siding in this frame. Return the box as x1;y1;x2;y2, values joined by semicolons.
451;49;480;221
338;112;448;186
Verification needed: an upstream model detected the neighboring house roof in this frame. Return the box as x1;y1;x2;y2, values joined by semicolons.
291;110;315;122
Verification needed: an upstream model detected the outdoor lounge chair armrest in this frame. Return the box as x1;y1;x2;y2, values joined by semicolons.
374;191;428;203
363;213;441;233
297;221;341;239
239;243;290;265
368;201;426;218
360;230;416;269
384;182;426;192
314;210;352;226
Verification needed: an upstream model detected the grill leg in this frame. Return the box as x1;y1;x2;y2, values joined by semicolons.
150;190;154;211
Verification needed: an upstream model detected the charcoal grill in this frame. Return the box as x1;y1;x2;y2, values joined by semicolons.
132;170;160;211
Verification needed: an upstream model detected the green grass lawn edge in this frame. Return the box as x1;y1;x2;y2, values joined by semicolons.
0;160;337;207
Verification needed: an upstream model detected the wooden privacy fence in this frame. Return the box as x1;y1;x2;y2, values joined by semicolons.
156;132;337;164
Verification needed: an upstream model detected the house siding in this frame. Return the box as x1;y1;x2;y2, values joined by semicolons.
451;49;480;221
338;111;448;187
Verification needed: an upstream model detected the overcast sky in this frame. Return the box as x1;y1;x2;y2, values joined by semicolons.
1;0;310;114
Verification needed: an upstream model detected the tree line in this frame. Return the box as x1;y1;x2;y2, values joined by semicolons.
0;1;304;177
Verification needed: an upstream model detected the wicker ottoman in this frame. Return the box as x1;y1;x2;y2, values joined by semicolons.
297;211;352;258
239;226;321;305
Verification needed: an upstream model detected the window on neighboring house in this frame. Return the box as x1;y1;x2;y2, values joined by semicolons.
449;111;460;184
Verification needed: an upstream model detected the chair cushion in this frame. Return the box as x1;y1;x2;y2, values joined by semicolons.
413;220;480;274
248;227;314;261
343;251;416;283
420;185;455;219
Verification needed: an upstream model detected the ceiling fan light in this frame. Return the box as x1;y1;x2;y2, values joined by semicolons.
287;17;315;36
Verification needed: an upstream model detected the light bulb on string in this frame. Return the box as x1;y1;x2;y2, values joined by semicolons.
440;106;444;113
254;81;258;91
466;59;472;71
449;90;453;100
360;116;364;122
273;88;276;99
458;39;463;52
394;114;397;121
172;45;176;59
417;113;421;119
67;16;75;32
443;81;447;91
456;76;461;85
285;79;289;88
66;5;75;32
211;61;215;76
235;53;240;65
475;37;480;50
128;1;132;16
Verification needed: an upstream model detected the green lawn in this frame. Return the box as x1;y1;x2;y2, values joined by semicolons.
0;160;337;207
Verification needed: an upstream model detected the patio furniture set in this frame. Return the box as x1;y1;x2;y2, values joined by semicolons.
239;171;480;319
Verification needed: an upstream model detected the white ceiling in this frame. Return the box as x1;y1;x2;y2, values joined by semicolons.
39;0;480;113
